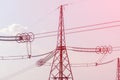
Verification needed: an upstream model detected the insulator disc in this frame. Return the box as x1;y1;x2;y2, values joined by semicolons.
28;32;34;42
96;46;100;54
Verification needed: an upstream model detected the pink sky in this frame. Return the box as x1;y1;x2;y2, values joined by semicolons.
0;0;120;80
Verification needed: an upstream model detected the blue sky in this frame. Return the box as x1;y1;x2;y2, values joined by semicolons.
0;0;120;80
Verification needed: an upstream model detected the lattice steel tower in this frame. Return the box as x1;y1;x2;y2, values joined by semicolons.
48;5;74;80
117;58;120;80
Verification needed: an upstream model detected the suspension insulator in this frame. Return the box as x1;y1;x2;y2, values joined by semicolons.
16;32;34;43
28;32;34;42
95;45;112;54
36;59;45;67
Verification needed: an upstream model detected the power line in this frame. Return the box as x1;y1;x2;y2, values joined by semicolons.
35;20;120;35
0;39;18;41
0;58;116;80
66;24;120;34
34;24;120;39
0;50;54;60
67;45;120;54
0;64;35;80
41;58;116;67
0;36;17;38
0;21;120;40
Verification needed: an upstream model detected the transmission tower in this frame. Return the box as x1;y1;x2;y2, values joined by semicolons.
117;58;120;80
48;5;74;80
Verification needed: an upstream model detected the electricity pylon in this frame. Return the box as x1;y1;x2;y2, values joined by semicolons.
48;5;74;80
117;58;120;80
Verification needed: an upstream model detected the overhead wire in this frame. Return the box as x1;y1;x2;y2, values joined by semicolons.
0;44;119;61
112;46;120;52
0;39;17;41
67;46;109;65
0;6;59;41
35;34;56;39
67;46;96;52
41;58;116;67
0;35;19;41
97;58;117;66
67;48;96;53
0;64;35;80
67;45;120;65
0;50;56;80
0;51;116;80
66;20;120;30
31;50;56;58
0;4;119;79
65;24;120;34
67;45;120;62
0;36;17;38
68;45;120;53
36;49;57;67
1;50;111;80
0;51;57;80
35;20;120;35
96;54;108;63
34;24;120;39
0;50;54;60
0;20;120;40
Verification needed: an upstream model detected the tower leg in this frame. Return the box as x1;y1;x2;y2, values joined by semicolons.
117;58;120;80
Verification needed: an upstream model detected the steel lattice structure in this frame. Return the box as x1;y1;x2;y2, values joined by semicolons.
117;58;120;80
48;5;74;80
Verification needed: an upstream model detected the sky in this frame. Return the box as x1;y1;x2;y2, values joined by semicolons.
0;0;120;80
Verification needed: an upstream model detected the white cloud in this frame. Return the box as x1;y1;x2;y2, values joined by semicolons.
0;24;28;35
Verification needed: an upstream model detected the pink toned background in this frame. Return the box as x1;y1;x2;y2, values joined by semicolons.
0;0;120;80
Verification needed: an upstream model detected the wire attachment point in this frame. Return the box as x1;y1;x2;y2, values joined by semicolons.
95;45;112;54
16;32;34;43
